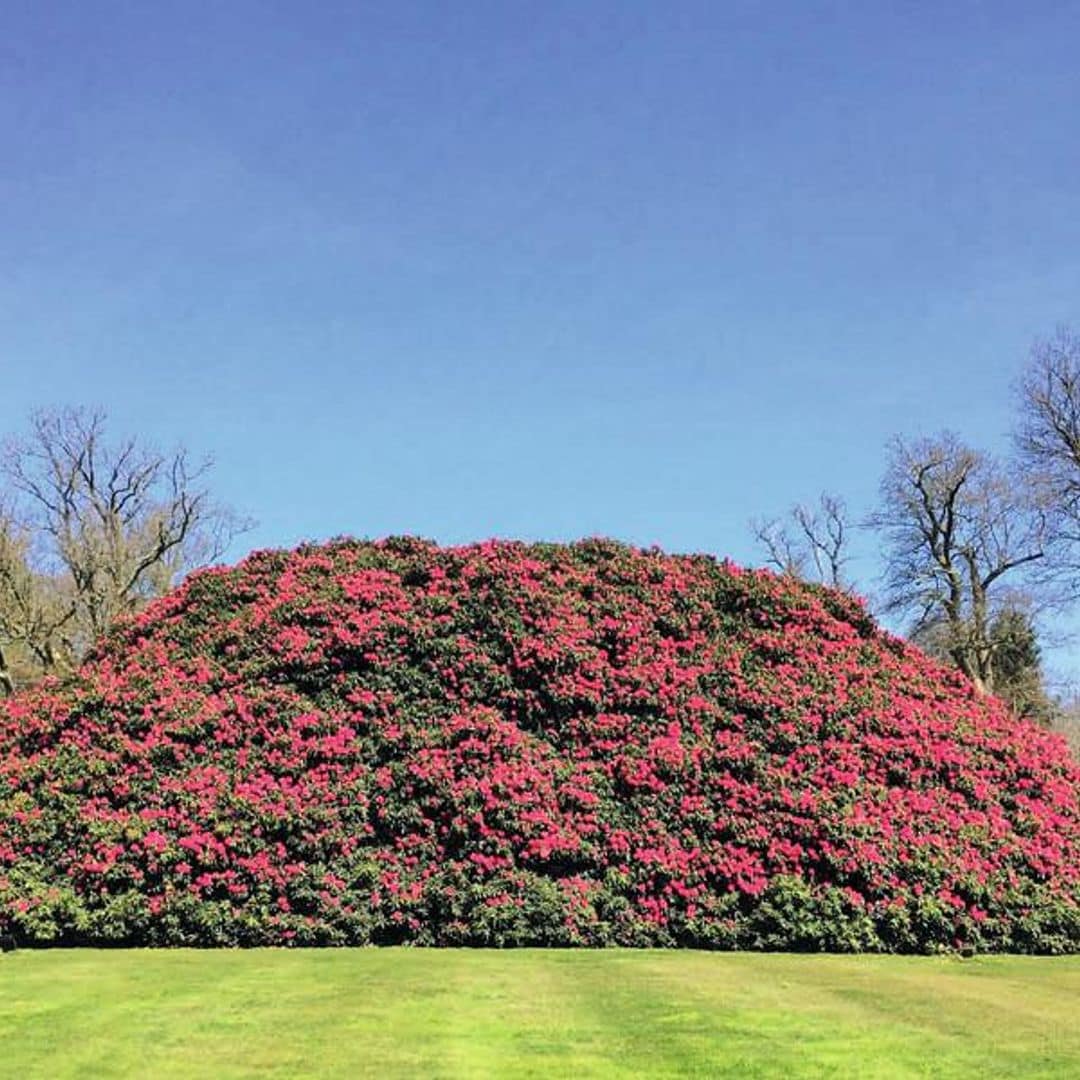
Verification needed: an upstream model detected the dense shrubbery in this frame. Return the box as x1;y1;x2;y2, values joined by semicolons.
2;537;1079;951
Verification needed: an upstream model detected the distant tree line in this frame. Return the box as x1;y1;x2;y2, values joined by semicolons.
6;332;1080;738
751;327;1080;730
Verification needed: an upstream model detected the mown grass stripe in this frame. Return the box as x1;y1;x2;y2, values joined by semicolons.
2;951;1079;1078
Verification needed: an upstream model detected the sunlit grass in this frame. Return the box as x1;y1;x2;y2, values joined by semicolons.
2;950;1078;1078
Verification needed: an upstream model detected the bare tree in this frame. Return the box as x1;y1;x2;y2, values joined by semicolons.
0;407;251;691
751;492;851;589
1016;326;1080;587
0;514;77;692
751;516;804;579
869;432;1049;695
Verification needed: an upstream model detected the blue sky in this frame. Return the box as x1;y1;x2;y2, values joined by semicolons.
3;2;1079;668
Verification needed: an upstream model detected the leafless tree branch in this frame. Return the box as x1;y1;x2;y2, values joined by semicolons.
868;431;1051;696
750;492;853;590
0;406;253;691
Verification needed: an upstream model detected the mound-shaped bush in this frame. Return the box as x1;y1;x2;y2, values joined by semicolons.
2;537;1079;952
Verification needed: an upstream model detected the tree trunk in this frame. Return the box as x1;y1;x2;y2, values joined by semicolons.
0;644;14;697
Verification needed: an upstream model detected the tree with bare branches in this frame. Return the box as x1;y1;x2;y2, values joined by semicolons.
750;492;852;590
0;407;251;692
1016;326;1080;587
869;432;1050;697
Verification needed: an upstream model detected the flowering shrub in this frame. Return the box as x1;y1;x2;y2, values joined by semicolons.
2;537;1079;951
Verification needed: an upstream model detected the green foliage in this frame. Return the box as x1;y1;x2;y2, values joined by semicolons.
989;608;1056;724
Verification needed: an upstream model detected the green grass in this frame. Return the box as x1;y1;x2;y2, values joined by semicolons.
2;950;1079;1078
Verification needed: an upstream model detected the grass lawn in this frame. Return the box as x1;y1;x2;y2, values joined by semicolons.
1;950;1078;1078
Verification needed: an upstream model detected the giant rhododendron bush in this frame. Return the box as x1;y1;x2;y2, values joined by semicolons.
2;537;1079;952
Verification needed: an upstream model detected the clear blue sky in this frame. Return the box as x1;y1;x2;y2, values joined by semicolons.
3;2;1079;653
